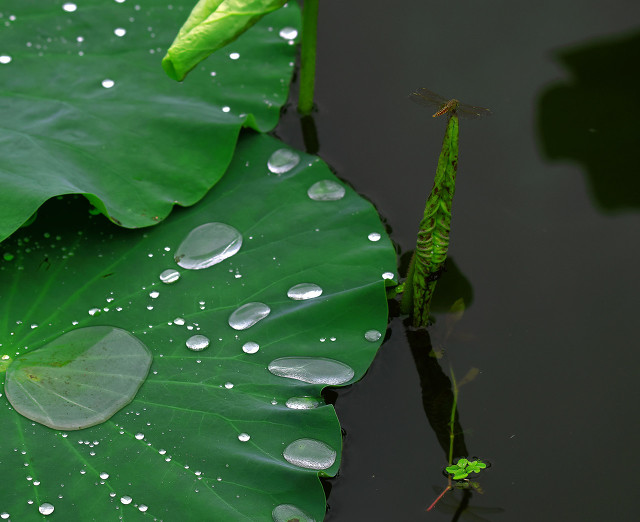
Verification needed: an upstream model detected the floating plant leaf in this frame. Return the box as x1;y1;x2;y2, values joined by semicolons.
0;0;300;243
0;133;396;520
162;0;290;81
5;326;152;431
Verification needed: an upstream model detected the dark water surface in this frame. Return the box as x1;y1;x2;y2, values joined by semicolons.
276;0;640;520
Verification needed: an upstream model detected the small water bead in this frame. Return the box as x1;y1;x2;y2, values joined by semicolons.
173;317;185;325
120;496;132;505
287;283;323;300
114;28;126;37
222;106;231;113
149;291;159;299
224;382;234;389
364;329;382;342
238;433;250;442
278;27;298;40
62;3;77;12
368;232;381;242
228;302;270;330
382;272;395;280
285;397;320;410
272;504;315;522
242;341;259;354
268;357;354;385
0;55;12;65
174;222;242;270
138;504;148;512
283;438;336;470
159;269;180;283
229;52;240;60
186;335;209;351
99;472;109;480
267;148;300;174
101;79;115;89
38;503;54;515
134;432;144;440
88;307;101;316
307;180;346;201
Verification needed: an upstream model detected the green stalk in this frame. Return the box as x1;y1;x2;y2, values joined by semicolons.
297;0;319;114
448;368;459;466
411;114;459;327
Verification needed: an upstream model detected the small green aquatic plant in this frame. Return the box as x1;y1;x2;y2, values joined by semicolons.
446;458;487;480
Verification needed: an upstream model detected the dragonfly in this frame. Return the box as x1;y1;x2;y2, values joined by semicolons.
409;88;491;119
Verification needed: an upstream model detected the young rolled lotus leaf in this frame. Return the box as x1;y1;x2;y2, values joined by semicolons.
163;0;290;81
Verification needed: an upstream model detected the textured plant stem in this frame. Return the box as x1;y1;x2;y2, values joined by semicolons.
411;114;459;327
298;0;319;114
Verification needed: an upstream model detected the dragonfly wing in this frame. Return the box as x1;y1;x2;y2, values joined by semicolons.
456;104;492;119
409;87;449;110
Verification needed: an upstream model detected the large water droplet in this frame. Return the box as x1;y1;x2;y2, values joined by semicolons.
268;357;354;385
228;302;270;330
278;27;299;40
0;55;12;65
4;327;152;430
283;438;336;470
101;79;115;89
120;495;132;505
62;3;77;12
186;335;209;351
286;397;320;410
307;180;346;201
238;433;250;442
174;223;242;270
100;472;109;480
114;28;127;37
242;341;259;354
368;232;381;242
267;149;300;174
364;329;382;342
272;504;315;522
38;503;54;516
287;283;323;300
159;269;180;283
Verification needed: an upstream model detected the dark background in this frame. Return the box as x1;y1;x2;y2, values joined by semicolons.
276;0;640;520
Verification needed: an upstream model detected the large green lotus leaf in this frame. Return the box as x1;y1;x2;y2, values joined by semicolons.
0;0;300;243
0;132;396;520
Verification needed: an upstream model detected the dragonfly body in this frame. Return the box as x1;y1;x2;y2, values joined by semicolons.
409;88;491;119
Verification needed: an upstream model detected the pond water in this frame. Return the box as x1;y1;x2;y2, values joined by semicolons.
276;0;640;520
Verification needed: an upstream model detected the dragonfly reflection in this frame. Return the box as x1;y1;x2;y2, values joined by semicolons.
409;88;491;119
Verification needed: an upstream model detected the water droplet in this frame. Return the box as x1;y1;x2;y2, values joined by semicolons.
120;495;132;505
114;28;126;37
285;397;320;410
307;180;346;201
224;382;234;389
267;149;300;174
174;222;242;270
38;503;54;515
279;27;298;40
149;291;159;299
268;357;354;385
99;472;109;480
62;3;77;12
228;302;270;330
242;341;259;354
134;432;144;440
238;433;250;442
186;335;209;351
364;329;382;342
0;55;12;65
101;79;115;89
138;504;148;512
287;283;323;300
382;272;395;280
229;52;240;60
222;106;230;113
368;232;381;242
88;307;101;316
272;504;315;522
159;269;180;283
4;327;152;430
173;317;185;326
283;438;336;470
